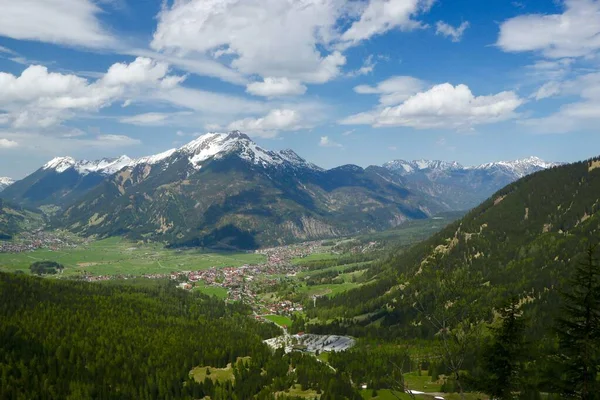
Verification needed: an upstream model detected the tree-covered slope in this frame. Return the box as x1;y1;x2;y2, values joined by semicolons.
0;198;44;239
307;156;600;338
0;273;368;400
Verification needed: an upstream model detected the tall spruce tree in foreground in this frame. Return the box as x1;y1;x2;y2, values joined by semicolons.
556;244;600;399
482;296;527;399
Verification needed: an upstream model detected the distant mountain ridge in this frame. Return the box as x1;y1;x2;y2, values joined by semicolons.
383;156;562;210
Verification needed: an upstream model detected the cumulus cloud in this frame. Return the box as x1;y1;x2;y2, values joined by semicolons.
341;83;524;129
498;0;600;58
0;0;115;49
354;76;426;105
0;58;184;128
246;77;307;97
0;138;18;148
319;136;343;148
227;109;302;138
151;0;433;84
435;21;470;42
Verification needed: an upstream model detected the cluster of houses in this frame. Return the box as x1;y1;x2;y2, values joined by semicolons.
0;230;83;253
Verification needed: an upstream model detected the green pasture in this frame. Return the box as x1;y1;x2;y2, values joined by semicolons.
0;236;266;276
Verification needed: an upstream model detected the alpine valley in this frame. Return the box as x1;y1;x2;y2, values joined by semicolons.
1;131;559;249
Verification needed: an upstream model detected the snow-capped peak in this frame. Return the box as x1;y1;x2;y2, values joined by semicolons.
383;159;464;175
38;131;320;177
43;157;77;173
470;156;561;178
43;156;133;176
0;177;14;186
179;131;319;170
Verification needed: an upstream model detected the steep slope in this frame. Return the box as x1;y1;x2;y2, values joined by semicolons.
0;198;44;239
58;132;445;249
0;177;14;192
383;156;561;210
310;156;600;337
1;156;132;207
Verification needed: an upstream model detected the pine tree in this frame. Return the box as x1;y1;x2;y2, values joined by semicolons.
482;296;527;399
556;244;600;399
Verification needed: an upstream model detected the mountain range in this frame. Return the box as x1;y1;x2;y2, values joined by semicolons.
0;131;561;248
383;156;562;210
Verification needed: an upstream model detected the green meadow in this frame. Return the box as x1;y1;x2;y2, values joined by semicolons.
0;236;266;276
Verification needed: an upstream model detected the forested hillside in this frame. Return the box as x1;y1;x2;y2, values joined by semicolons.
304;156;600;338
0;273;370;399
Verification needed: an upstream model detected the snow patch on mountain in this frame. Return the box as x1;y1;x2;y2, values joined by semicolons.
43;156;133;176
180;131;319;171
133;148;177;166
0;177;14;191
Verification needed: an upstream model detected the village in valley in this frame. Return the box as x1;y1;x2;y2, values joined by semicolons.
0;229;379;320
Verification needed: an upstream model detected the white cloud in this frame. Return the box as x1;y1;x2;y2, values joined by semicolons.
0;58;184;128
227;109;302;138
0;0;115;49
498;0;600;58
96;134;141;146
347;54;377;77
342;129;355;136
152;0;347;83
153;86;269;115
0;138;18;148
521;72;600;132
532;81;563;100
0;46;16;55
246;77;307;97
340;0;435;46
120;112;170;126
128;48;247;85
151;0;433;84
354;75;425;105
341;83;524;129
319;136;343;148
435;21;470;42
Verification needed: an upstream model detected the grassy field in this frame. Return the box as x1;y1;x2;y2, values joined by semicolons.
298;281;362;297
264;314;293;327
403;371;443;392
291;252;340;265
194;281;229;299
0;236;266;276
189;357;251;383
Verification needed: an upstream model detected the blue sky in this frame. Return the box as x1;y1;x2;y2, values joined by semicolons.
1;0;600;178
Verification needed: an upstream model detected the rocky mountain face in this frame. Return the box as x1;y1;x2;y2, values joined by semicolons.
383;156;562;210
0;177;14;192
50;132;446;249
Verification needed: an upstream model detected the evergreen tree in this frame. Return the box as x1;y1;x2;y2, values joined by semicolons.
482;296;527;399
556;244;600;399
